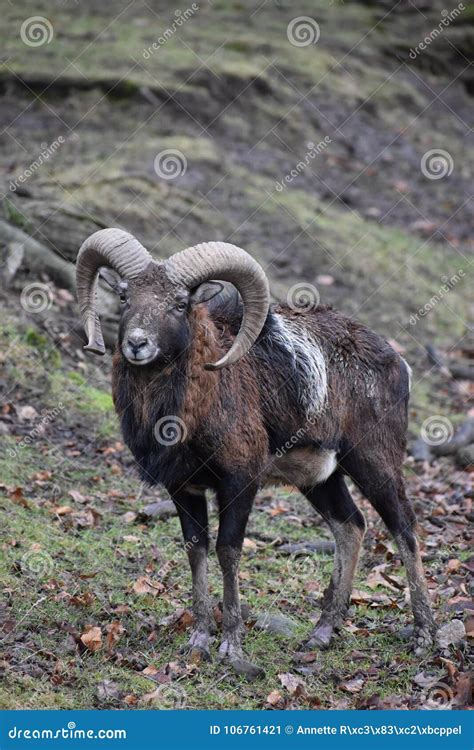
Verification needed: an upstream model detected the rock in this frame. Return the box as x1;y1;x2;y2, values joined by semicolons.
455;444;474;470
433;419;474;457
397;624;413;641
0;421;10;436
139;500;175;521
278;540;335;555
2;241;24;284
16;405;39;422
409;438;432;463
254;613;299;637
435;619;466;649
229;658;265;682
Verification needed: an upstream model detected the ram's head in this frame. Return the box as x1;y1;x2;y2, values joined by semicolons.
75;229;270;370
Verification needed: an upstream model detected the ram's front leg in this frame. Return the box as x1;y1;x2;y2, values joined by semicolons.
216;476;263;678
171;488;214;660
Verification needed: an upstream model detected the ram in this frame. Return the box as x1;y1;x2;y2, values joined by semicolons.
75;228;436;670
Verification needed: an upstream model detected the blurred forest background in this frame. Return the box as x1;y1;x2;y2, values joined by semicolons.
0;0;472;710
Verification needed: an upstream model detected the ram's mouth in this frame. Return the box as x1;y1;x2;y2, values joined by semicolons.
121;344;161;366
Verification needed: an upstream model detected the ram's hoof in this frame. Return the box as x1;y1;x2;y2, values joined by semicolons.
304;623;334;650
218;638;243;661
218;638;264;681
182;630;212;662
412;625;435;656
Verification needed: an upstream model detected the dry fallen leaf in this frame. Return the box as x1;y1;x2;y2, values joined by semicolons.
121;511;137;524
339;676;365;694
464;615;474;638
10;487;30;508
278;672;304;695
106;620;124;652
68;489;87;504
96;679;120;701
123;694;138;706
142;665;160;677
80;625;102;652
242;537;257;551
16;405;39;422
446;558;461;573
316;274;335;286
266;690;283;706
132;577;165;597
351;588;392;607
50;505;73;516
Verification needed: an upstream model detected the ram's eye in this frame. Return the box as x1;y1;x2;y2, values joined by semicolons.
175;302;187;312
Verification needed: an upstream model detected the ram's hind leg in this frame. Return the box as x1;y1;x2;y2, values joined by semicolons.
171;487;214;660
341;454;436;654
301;472;366;649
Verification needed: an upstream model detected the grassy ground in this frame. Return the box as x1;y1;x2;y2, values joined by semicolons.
0;306;471;710
0;0;472;711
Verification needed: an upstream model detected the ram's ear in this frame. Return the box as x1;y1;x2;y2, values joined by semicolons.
190;281;224;305
99;267;122;294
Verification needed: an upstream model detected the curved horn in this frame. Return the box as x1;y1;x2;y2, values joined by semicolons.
76;228;153;355
165;242;270;370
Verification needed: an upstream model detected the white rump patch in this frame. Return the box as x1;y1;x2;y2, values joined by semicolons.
401;357;412;392
272;314;327;416
265;448;337;488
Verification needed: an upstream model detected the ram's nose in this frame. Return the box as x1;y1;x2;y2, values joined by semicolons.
127;332;149;356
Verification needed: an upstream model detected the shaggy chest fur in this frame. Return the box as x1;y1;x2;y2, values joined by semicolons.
111;303;407;493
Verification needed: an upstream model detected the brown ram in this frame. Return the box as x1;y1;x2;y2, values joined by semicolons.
75;228;436;672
